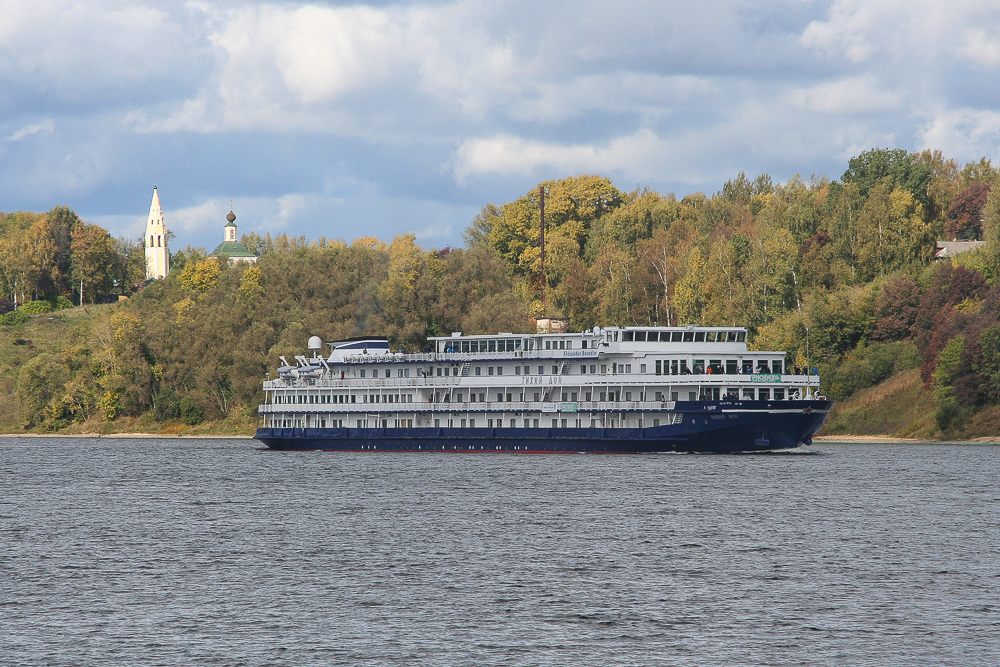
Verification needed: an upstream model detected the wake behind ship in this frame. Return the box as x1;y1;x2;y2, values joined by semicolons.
254;325;831;453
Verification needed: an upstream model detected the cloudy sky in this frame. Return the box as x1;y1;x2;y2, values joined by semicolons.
2;0;999;250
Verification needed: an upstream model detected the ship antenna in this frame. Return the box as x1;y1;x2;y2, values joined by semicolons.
539;184;546;310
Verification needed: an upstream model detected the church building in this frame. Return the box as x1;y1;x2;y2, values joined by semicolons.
210;209;258;263
145;186;170;279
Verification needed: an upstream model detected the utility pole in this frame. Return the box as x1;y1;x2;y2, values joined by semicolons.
539;185;546;311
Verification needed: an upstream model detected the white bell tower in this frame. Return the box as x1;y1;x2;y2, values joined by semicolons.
144;186;170;279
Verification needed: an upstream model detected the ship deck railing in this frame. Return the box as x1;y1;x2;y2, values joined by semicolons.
265;373;819;389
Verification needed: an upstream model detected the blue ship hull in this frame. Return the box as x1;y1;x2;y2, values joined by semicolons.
255;400;832;454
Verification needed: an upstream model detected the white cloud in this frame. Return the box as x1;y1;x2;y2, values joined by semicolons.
919;108;1000;161
960;28;1000;68
788;76;900;114
801;0;1000;67
5;120;53;141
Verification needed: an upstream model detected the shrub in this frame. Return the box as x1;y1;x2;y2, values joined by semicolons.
48;296;74;311
0;310;29;326
179;394;205;425
153;387;182;421
18;300;53;315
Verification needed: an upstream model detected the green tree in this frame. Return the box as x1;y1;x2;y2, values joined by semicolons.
71;223;117;303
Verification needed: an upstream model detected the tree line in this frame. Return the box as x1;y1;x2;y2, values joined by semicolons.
5;147;1000;434
0;206;145;308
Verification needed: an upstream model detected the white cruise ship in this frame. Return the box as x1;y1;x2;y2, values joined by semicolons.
255;326;831;453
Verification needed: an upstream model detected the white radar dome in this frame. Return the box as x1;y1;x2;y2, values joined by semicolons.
307;335;323;350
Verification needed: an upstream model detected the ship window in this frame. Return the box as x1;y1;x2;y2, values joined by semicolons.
515;366;521;375
773;360;783;374
507;340;516;351
488;367;494;376
516;340;523;350
726;360;738;374
434;419;440;427
590;364;596;374
461;341;469;352
552;365;558;374
774;388;785;400
496;393;503;402
600;392;607;401
666;332;677;342
727;331;738;342
640;364;646;373
680;332;691;342
580;365;587;374
360;370;366;378
695;332;706;342
479;393;485;402
523;365;530;375
534;393;540;401
600;365;607;374
559;340;565;350
634;331;646;342
562;392;568;401
461;419;467;427
538;366;544;374
623;331;634;342
497;366;503;375
737;332;746;342
626;364;631;373
656;360;662;375
469;419;475;427
545;340;551;350
759;388;771;401
585;392;592;401
488;340;496;352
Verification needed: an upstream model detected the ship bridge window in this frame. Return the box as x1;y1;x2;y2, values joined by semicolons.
461;341;469;352
773;360;783;374
488;340;496;352
682;332;694;342
727;331;738;342
634;331;646;341
623;331;634;342
694;332;706;342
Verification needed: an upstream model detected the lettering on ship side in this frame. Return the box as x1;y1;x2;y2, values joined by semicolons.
520;377;563;385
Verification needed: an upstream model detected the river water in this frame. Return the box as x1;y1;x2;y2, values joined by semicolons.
1;438;998;666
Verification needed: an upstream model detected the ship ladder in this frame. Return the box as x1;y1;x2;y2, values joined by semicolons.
461;363;471;377
560;361;572;375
